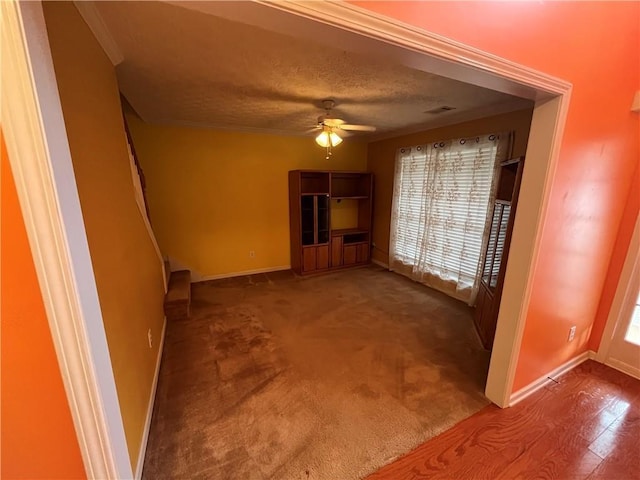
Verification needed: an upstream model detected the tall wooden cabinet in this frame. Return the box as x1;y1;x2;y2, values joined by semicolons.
474;157;524;350
289;170;373;275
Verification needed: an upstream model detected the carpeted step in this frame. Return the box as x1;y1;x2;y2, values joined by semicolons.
164;270;191;320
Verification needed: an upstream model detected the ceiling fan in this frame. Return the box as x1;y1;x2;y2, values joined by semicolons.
314;99;376;159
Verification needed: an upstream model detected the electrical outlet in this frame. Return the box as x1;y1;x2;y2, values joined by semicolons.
147;328;153;349
249;250;255;258
568;325;576;342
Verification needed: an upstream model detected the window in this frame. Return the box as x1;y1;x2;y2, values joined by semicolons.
624;289;640;346
389;134;508;303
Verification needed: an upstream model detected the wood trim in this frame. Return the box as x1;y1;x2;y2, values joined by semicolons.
135;317;167;479
2;1;132;477
492;159;524;306
509;350;595;407
288;171;302;274
72;1;123;66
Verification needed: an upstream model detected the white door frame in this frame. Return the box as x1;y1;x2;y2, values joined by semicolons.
596;213;640;378
4;0;570;477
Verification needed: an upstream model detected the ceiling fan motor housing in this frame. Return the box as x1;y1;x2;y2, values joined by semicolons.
315;99;376;132
321;99;336;110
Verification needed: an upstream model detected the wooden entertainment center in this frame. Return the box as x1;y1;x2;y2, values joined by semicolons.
288;170;373;275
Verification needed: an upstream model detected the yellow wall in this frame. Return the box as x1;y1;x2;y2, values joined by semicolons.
331;199;360;230
43;3;166;470
367;108;534;264
125;115;368;278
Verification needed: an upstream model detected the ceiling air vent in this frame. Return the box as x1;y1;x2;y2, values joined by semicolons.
424;106;457;114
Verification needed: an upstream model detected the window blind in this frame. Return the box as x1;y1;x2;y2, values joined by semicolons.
390;135;505;301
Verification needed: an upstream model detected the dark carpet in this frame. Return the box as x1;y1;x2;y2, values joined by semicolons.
142;266;490;480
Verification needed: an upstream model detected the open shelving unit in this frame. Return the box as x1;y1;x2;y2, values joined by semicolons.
474;156;524;350
289;170;373;275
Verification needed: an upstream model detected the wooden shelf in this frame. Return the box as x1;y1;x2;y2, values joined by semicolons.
474;156;524;350
331;195;369;200
331;228;369;236
302;192;329;196
500;156;524;167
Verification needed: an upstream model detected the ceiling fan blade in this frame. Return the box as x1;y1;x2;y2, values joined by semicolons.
323;118;345;127
339;124;377;132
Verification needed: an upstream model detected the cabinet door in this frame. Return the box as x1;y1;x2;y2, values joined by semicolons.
343;245;357;265
474;286;486;334
356;243;369;263
331;237;343;267
302;247;317;273
474;283;496;350
300;196;315;246
317;195;330;244
317;245;329;270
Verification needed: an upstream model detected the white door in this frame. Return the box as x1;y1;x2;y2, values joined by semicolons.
598;215;640;379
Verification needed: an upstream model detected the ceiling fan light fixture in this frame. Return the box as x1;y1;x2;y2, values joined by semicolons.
315;129;342;148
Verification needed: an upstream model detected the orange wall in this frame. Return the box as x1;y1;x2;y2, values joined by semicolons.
589;165;640;350
352;1;640;390
1;131;86;479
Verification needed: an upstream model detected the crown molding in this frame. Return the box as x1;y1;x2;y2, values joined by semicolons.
256;0;572;98
367;101;533;143
73;1;123;66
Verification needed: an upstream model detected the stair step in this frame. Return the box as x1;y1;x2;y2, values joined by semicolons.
164;270;191;320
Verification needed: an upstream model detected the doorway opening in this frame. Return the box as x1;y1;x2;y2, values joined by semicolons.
4;1;570;476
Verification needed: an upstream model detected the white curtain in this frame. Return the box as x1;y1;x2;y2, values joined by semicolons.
389;134;510;304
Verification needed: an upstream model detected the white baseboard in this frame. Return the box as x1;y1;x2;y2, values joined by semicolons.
604;358;640;380
371;258;389;269
194;265;291;283
135;316;167;479
508;350;596;407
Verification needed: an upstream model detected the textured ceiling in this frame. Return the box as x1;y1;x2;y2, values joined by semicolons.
94;1;532;139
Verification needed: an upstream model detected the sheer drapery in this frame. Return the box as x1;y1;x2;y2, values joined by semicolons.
389;134;510;304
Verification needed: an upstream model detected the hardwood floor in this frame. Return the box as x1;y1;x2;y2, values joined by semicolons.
367;361;640;479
